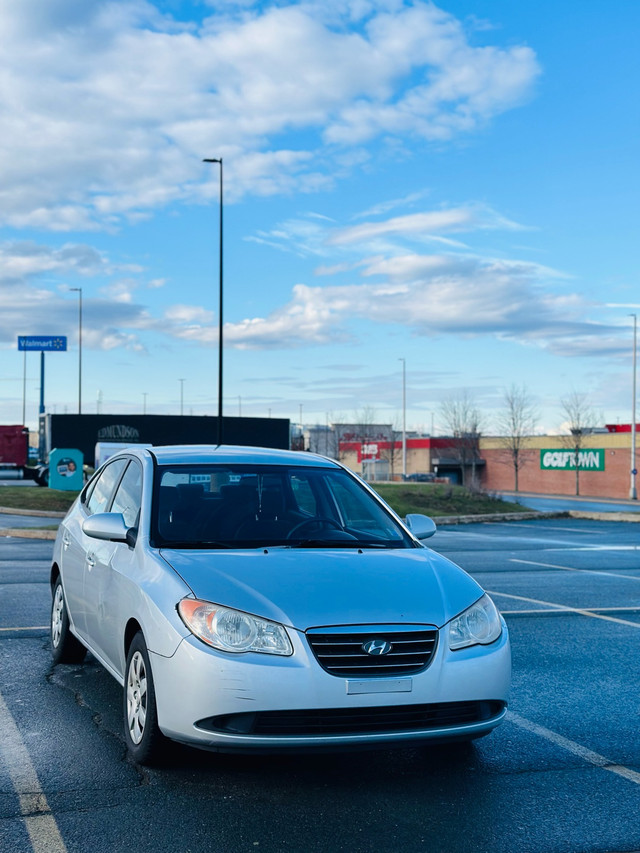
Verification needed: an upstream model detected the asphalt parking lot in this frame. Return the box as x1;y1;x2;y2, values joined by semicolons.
1;516;640;853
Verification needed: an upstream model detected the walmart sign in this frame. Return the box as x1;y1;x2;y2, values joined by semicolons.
18;335;67;352
540;449;605;471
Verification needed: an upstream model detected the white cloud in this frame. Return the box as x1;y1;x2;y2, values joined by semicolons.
0;1;540;229
219;250;622;358
0;242;107;282
329;205;528;247
0;239;147;348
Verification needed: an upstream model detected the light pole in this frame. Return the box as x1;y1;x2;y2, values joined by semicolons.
631;313;637;500
179;379;185;416
22;349;26;425
399;358;406;480
142;392;147;415
69;287;83;413
203;157;224;445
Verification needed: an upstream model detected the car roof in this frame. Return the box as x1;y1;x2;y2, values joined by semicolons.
135;444;341;469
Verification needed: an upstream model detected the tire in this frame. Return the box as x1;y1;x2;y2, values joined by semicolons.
50;577;87;664
123;632;166;765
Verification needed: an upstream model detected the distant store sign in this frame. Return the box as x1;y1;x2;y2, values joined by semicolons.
18;335;67;351
540;449;605;471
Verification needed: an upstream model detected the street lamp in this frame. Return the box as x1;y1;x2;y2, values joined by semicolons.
69;287;83;414
179;378;185;416
203;157;224;445
630;313;637;500
399;358;406;479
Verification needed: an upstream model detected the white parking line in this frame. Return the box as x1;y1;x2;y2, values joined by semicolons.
0;691;68;853
487;590;640;628
500;523;604;535
0;626;48;632
508;711;640;786
501;606;640;616
510;558;640;582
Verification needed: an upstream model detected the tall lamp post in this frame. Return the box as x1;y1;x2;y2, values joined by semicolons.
399;358;406;480
631;313;637;500
69;287;83;413
203;157;224;445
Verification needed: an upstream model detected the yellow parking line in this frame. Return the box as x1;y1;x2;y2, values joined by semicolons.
0;691;68;853
508;711;640;786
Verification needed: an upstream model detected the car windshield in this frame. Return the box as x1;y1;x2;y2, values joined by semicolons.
151;463;413;550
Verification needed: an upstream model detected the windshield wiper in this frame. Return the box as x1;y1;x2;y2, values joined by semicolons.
290;539;387;549
160;540;232;549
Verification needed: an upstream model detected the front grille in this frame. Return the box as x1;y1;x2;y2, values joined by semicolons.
306;625;438;677
197;701;506;736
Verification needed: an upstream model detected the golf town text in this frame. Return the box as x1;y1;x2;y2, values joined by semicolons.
540;449;605;471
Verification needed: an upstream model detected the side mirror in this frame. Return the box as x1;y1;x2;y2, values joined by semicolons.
83;512;132;544
404;513;437;540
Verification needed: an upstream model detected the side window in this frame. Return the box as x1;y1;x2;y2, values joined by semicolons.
110;461;143;528
289;473;317;514
329;479;372;527
328;476;402;539
86;459;128;516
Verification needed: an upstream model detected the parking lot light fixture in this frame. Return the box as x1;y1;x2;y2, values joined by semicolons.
69;287;83;413
399;358;406;479
631;313;637;500
203;157;224;445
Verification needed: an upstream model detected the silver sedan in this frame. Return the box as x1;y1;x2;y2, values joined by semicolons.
50;445;511;764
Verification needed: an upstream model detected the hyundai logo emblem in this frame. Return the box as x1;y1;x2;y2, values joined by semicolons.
362;638;393;656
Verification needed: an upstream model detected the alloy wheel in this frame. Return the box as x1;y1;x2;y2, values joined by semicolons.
51;583;65;648
126;651;148;745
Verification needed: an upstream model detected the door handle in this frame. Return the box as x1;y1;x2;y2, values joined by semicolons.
62;536;71;551
86;554;96;570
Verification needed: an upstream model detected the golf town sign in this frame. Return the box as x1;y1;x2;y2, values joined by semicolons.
540;449;605;472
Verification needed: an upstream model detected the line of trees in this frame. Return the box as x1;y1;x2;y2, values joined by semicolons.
306;387;600;495
438;386;599;494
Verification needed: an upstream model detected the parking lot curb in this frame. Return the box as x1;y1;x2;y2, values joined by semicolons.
0;506;66;518
0;528;58;540
568;510;640;522
434;511;566;525
435;510;640;525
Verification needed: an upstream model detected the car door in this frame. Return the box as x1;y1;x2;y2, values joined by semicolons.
83;459;143;676
60;458;128;641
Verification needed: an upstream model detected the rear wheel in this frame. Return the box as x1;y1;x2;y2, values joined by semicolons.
51;577;86;664
123;632;166;765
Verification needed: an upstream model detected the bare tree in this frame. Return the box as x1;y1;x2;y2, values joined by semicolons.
352;406;380;480
439;391;484;488
379;417;402;481
495;384;538;491
559;391;598;496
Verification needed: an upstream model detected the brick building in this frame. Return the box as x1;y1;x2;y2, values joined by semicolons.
338;425;638;500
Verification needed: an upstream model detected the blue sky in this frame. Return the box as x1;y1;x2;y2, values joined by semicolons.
1;0;638;435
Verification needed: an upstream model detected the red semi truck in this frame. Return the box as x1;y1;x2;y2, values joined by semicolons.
0;425;45;483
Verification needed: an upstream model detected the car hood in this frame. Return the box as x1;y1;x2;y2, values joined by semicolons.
159;547;483;630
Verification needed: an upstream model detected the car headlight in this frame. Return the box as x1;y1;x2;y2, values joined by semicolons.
448;594;502;650
178;599;293;656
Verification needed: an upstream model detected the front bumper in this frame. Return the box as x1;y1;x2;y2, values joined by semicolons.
150;622;511;752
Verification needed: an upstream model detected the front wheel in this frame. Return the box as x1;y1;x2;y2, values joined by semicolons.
51;577;86;664
123;632;166;765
